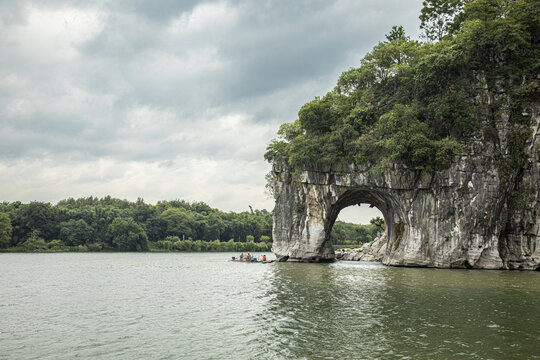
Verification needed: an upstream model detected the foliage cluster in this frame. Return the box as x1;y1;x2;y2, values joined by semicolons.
0;212;12;248
0;196;273;252
152;239;272;253
330;220;383;246
265;0;538;172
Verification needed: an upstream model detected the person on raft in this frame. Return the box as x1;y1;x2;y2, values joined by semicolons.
262;255;267;261
240;252;244;259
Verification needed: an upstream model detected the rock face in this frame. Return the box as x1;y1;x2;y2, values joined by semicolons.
335;234;387;262
270;107;540;270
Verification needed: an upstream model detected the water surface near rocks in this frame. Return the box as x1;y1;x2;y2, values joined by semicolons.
1;253;539;359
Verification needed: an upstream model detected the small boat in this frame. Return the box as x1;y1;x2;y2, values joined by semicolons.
230;257;274;263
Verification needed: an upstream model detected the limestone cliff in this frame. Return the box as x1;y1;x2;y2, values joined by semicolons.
269;105;540;270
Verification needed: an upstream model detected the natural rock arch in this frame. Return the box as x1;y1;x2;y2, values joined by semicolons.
325;188;398;252
270;111;540;270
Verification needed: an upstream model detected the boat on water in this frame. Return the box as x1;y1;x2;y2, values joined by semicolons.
230;257;274;263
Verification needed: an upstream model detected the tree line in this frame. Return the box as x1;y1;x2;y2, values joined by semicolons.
0;197;380;252
331;217;384;247
0;197;272;252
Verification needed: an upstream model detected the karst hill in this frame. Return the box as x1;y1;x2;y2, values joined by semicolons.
265;0;539;269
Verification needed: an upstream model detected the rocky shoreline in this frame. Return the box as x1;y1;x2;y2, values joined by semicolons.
335;234;387;262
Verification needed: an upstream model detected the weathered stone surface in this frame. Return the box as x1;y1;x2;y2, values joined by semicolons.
270;106;540;270
335;234;387;262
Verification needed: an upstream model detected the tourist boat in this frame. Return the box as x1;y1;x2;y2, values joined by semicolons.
230;257;274;263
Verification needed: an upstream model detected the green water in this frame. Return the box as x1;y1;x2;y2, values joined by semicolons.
0;253;538;359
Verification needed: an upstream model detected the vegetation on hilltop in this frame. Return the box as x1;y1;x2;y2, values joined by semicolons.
265;0;539;171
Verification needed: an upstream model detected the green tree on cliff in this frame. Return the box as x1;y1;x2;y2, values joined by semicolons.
419;0;468;41
385;25;409;42
370;217;385;231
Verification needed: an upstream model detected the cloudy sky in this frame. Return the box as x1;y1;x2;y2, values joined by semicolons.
0;0;423;223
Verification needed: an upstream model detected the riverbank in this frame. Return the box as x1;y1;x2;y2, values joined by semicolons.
0;238;272;253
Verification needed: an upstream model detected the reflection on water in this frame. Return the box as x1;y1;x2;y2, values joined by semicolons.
260;262;540;360
258;262;391;359
0;254;539;360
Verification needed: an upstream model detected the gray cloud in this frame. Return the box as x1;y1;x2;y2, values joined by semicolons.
110;0;200;21
0;0;423;217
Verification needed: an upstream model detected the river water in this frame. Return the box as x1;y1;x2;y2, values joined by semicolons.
0;253;539;360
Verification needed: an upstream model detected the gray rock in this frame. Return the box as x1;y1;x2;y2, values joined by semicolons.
335;234;387;262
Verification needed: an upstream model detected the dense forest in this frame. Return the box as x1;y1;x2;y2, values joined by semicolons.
0;197;380;252
331;217;384;247
265;0;538;174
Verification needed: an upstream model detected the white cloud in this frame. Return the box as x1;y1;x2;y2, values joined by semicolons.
1;6;105;62
168;1;238;35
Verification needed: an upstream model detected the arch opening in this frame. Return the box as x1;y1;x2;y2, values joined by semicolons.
325;188;403;256
330;204;384;247
336;204;383;225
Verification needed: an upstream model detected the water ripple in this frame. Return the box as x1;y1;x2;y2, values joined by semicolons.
0;253;539;359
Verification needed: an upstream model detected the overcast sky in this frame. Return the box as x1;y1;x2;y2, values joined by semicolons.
0;0;423;223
